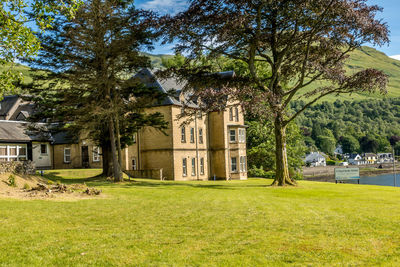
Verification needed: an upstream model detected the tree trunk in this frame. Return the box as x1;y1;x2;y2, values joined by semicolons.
109;117;122;182
272;117;297;186
115;114;123;170
102;141;113;177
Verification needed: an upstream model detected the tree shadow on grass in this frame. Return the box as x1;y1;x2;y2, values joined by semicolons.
115;180;270;190
42;172;271;190
43;172;107;185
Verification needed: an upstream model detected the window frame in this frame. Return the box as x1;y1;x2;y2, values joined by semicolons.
229;107;233;121
200;157;205;175
0;145;27;162
132;157;137;170
191;157;196;176
190;128;195;143
181;126;186;143
235;107;239;122
92;146;100;162
40;144;47;155
229;129;236;142
199;128;203;144
231;157;237;173
182;158;187;176
238;129;246;143
64;147;71;163
240;156;247;172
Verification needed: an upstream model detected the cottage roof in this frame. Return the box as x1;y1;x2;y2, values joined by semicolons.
305;152;326;162
0;121;51;142
0;95;19;117
9;104;35;121
52;131;77;145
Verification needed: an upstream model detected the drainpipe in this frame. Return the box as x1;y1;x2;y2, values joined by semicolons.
195;110;200;180
138;130;141;170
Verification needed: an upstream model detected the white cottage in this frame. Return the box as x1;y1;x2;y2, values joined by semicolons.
305;152;326;167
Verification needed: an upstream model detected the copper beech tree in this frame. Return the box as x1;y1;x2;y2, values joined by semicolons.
161;0;389;186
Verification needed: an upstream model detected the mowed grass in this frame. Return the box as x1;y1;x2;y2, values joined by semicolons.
1;170;400;266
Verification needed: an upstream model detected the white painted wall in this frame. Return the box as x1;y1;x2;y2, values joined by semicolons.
32;142;52;168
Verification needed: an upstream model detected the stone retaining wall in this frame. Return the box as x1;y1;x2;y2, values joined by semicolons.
0;161;36;175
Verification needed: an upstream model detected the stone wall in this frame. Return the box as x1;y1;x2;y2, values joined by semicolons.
0;161;36;175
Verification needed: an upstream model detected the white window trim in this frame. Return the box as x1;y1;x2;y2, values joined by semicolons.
40;144;48;155
64;147;71;163
182;158;187;177
92;146;100;162
199;128;203;144
235;107;239;122
231;157;238;173
190;128;195;143
229;129;237;143
0;145;27;162
191;158;196;176
132;157;137;170
181;126;186;143
200;157;205;175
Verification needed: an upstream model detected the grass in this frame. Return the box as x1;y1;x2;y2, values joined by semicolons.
1;169;400;265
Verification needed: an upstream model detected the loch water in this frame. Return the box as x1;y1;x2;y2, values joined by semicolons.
345;173;400;187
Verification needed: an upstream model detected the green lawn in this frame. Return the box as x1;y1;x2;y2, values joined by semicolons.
1;170;400;266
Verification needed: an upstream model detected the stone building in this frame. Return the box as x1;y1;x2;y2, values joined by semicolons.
121;69;247;180
0;69;248;180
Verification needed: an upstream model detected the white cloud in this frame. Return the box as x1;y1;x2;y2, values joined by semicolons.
389;55;400;61
139;0;188;14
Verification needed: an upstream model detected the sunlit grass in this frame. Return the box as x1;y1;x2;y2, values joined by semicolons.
1;171;400;265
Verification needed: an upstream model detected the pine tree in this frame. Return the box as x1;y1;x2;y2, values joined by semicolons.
26;0;167;181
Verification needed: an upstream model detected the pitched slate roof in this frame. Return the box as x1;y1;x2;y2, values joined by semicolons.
0;121;51;142
134;68;183;106
9;104;35;121
134;68;235;108
0;95;19;117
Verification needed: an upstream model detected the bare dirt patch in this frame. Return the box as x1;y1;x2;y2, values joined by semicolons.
0;173;103;201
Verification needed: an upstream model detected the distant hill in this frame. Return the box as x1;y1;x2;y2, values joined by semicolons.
4;47;400;101
301;46;400;102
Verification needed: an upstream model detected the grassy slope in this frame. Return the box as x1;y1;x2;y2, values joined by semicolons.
1;169;400;266
300;46;400;102
4;47;399;102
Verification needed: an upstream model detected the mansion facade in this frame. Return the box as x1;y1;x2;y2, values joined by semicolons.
0;69;247;180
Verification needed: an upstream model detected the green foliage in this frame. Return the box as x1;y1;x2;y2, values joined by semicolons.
340;135;360;154
7;175;17;187
247;120;306;175
294;98;400;153
0;0;81;97
248;166;274;179
326;160;336;166
23;183;30;190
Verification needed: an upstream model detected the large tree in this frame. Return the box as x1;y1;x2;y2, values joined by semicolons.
27;0;167;181
161;0;389;185
0;0;80;95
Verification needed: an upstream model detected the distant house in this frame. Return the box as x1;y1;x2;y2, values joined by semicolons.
334;145;343;156
377;153;393;163
305;152;326;167
348;154;366;165
363;153;377;164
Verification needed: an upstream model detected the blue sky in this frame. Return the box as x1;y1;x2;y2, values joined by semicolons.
137;0;400;57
